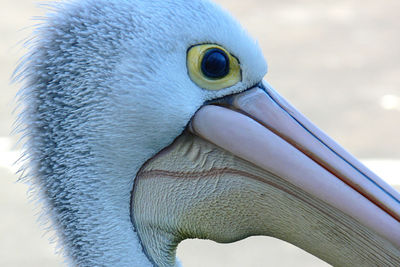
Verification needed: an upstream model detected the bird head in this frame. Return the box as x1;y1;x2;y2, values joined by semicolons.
16;0;400;266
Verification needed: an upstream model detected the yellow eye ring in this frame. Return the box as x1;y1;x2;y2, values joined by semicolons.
187;44;241;91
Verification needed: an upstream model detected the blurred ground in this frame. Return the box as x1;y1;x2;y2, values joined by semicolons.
1;0;399;266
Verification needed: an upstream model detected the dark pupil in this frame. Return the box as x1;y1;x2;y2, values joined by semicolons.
201;48;230;79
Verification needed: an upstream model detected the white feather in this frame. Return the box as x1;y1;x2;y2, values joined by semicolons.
14;0;267;265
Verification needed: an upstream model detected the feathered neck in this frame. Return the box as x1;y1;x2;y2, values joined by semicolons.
15;1;161;265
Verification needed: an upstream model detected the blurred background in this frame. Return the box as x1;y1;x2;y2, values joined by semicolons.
1;0;399;266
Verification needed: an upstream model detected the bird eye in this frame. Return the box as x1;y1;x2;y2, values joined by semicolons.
187;44;241;90
201;48;230;79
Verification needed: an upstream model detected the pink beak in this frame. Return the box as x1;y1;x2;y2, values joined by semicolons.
190;81;400;248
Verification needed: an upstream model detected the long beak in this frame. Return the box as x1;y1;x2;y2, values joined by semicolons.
190;81;400;248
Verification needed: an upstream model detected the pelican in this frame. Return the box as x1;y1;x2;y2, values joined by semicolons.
15;0;400;266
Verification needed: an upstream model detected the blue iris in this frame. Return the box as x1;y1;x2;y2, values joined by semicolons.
201;48;230;79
